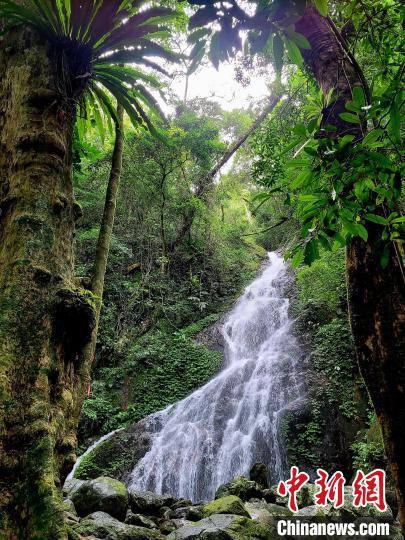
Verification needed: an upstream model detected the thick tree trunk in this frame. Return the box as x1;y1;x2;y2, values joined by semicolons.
296;7;405;527
0;30;94;538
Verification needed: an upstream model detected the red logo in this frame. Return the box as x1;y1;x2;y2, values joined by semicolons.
278;467;386;513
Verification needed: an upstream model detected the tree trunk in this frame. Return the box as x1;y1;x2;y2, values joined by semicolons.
296;6;405;527
77;104;124;407
0;30;94;538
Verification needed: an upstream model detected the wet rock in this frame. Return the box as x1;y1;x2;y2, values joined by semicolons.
215;476;263;501
203;495;251;518
249;463;269;489
158;519;178;535
71;476;129;521
129;489;174;516
124;510;157;529
63;478;85;499
167;513;274;539
170;505;204;521
73;511;164;539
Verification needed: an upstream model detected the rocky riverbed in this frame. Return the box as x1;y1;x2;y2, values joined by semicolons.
64;467;403;540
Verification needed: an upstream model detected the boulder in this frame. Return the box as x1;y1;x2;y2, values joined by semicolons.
170;506;204;522
186;506;204;521
203;496;250;518
249;463;269;489
63;478;85;499
71;476;129;521
73;511;164;539
128;489;175;516
125;510;157;529
245;500;292;525
215;476;263;501
167;514;275;540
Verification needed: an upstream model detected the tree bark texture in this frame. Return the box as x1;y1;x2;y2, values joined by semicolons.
0;30;94;538
296;6;405;528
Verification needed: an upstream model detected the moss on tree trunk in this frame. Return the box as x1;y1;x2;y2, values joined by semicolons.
0;29;94;538
296;6;405;528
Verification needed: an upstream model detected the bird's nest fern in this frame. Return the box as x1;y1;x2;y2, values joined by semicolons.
0;0;180;136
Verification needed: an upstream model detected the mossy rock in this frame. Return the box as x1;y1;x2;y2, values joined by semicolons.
74;424;152;481
73;511;164;540
167;513;275;539
215;476;262;501
71;477;129;521
203;496;250;518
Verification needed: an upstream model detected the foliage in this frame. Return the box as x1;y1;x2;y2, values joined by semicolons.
0;0;181;134
282;248;368;473
351;413;387;473
79;324;223;441
75;99;265;445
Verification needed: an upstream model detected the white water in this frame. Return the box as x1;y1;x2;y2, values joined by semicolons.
129;252;307;502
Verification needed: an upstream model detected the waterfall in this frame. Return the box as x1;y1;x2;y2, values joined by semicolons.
129;252;307;502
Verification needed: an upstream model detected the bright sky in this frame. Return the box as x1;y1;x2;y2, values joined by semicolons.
170;61;273;111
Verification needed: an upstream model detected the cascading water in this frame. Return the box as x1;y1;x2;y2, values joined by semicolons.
129;252;307;502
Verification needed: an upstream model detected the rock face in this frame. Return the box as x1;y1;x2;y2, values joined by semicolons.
202;496;251;518
70;477;129;521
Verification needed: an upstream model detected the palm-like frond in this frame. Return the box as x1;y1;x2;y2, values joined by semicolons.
0;0;180;135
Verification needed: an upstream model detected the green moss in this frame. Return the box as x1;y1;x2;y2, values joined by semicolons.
74;431;146;480
203;496;250;518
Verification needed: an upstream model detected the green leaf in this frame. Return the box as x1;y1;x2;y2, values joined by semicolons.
273;34;284;75
209;31;221;69
392;216;405;224
340;112;360;124
365;214;387;225
352;87;365;108
304;239;319;265
314;0;328;16
284;37;303;67
285;28;311;50
291;249;304;268
362;129;383;147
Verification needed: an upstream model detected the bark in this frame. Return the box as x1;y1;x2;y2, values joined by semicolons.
296;6;405;528
173;95;280;247
0;29;94;538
